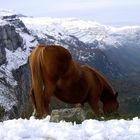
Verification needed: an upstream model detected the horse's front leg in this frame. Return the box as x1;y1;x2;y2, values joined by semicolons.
88;96;102;117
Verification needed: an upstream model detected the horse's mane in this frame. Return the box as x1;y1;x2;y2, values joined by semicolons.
85;65;116;101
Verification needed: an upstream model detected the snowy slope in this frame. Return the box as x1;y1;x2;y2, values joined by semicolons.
20;17;140;48
1;116;140;140
1;9;140;49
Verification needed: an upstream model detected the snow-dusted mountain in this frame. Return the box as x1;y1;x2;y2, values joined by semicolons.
20;16;140;48
0;9;140;120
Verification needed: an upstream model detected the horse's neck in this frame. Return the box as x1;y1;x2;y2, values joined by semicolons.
87;65;115;97
91;67;115;95
99;75;116;103
101;74;115;94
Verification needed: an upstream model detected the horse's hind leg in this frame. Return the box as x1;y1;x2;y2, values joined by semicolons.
43;87;50;116
29;87;37;116
29;87;46;118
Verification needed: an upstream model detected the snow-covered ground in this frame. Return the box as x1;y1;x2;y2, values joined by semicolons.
0;116;140;140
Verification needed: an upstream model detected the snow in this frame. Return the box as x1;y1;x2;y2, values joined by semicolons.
0;19;7;26
1;9;140;49
0;116;140;140
20;16;140;49
20;17;108;44
0;40;34;87
0;30;37;86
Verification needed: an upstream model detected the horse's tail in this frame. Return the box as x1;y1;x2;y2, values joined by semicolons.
29;45;45;118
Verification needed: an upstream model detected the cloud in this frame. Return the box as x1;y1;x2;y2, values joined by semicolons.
0;0;140;24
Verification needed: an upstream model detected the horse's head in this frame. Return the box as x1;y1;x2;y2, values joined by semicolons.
101;92;119;115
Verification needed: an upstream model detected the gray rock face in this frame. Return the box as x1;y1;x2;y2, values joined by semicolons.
2;15;30;34
0;23;25;120
0;43;6;65
12;63;33;118
0;24;23;65
0;25;23;51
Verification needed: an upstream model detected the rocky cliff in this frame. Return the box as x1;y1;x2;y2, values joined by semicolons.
0;10;140;120
0;23;24;120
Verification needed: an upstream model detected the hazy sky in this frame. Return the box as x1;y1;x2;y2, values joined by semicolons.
1;0;140;25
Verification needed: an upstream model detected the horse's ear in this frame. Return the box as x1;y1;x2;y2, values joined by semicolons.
115;92;118;97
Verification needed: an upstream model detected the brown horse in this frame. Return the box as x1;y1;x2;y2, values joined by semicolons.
29;44;119;119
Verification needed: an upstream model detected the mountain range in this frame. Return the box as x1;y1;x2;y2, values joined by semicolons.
0;9;140;120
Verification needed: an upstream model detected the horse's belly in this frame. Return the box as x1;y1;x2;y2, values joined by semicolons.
56;96;84;104
54;90;86;104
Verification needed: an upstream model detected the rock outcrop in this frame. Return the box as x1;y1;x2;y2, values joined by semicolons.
0;23;25;120
0;24;23;51
0;24;23;65
50;108;87;123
